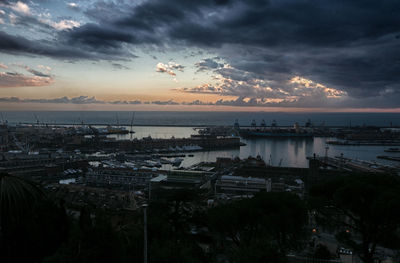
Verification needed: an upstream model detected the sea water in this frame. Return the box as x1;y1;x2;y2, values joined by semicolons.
2;111;400;168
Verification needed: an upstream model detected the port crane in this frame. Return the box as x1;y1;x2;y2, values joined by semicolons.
0;112;7;124
11;134;30;153
34;114;40;126
116;113;120;127
130;112;136;139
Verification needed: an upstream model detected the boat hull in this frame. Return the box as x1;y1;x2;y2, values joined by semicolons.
239;129;314;138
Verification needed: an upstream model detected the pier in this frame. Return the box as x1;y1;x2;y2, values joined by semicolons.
377;156;400;162
307;155;393;173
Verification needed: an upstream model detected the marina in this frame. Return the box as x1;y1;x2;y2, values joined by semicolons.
2;121;400;169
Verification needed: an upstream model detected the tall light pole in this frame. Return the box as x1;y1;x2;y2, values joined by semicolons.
324;146;329;168
143;203;148;263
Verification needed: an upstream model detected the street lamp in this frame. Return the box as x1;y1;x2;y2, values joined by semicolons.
324;146;329;168
143;203;148;263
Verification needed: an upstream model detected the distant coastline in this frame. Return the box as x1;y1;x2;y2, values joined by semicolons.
14;122;400;129
1;111;400;127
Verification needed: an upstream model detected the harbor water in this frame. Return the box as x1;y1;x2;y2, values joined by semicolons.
3;111;400;168
108;126;399;168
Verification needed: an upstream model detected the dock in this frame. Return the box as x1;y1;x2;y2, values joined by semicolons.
327;140;400;146
377;156;400;162
307;156;392;173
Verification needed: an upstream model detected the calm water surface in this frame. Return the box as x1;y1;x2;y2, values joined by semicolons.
3;111;399;168
4;111;400;127
109;126;399;168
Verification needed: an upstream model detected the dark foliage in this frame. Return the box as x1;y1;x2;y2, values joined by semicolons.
314;244;332;260
1;177;311;262
0;173;68;263
310;174;400;263
208;192;309;262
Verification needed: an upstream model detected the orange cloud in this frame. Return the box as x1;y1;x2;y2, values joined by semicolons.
0;72;53;88
156;62;184;76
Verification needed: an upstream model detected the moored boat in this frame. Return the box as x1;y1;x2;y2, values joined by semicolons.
235;120;314;138
384;148;400;153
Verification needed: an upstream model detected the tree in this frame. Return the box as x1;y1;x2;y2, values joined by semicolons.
208;192;309;262
44;209;126;263
0;172;44;230
314;244;331;260
147;188;208;262
149;188;204;242
310;174;400;263
0;173;68;263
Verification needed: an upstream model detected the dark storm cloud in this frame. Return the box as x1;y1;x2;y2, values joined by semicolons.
9;14;53;31
195;58;224;72
0;31;88;59
112;63;130;70
61;23;136;48
1;0;400;107
113;0;233;30
0;30;134;60
83;1;133;24
0;31;35;53
25;67;51;77
5;0;400;49
168;0;400;48
95;0;400;105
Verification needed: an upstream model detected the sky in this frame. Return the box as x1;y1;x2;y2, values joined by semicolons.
0;0;399;111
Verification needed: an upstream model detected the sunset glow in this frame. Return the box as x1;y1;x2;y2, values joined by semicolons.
0;0;399;111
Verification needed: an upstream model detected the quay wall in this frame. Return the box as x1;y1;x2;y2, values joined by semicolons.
98;136;241;151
